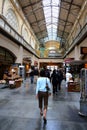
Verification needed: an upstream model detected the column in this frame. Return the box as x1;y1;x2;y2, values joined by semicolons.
75;45;79;60
15;46;23;65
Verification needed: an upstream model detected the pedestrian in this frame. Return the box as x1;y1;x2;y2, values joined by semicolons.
34;67;39;84
51;69;58;94
29;66;34;84
36;69;51;125
43;65;50;79
57;69;63;90
66;70;72;87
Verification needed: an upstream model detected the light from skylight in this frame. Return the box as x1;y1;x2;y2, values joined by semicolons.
43;0;60;42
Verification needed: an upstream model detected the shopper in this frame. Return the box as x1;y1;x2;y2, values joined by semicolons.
57;69;63;90
29;66;34;84
51;69;59;94
36;69;51;125
66;70;72;87
34;67;39;84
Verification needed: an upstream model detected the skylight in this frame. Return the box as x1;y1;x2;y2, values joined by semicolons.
43;0;60;42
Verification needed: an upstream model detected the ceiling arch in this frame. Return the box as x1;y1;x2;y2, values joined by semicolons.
18;0;84;57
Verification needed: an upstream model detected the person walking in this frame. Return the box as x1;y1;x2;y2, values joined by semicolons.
36;69;51;125
66;70;72;87
34;67;39;84
51;69;58;94
29;66;34;84
57;69;63;90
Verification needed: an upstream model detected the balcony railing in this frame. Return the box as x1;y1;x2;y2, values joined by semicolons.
64;23;87;57
0;15;39;57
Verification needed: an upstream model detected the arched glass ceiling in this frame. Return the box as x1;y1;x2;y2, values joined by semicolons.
43;0;60;42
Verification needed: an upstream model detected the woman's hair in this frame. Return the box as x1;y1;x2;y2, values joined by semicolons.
40;69;46;77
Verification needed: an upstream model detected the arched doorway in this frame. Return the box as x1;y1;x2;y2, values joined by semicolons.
0;46;16;79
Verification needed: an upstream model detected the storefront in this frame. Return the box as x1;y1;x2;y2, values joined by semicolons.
0;47;16;79
40;62;63;70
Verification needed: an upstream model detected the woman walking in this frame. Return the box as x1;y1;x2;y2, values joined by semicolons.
36;69;51;125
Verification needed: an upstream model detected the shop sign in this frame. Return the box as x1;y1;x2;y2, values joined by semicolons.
34;61;38;66
64;58;74;63
81;47;87;54
23;57;31;63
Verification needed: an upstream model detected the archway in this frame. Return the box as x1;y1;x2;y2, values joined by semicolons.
0;46;16;79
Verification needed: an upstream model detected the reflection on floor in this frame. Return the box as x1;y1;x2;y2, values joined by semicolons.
0;79;87;130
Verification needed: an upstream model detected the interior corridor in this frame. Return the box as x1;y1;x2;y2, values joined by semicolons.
0;79;87;130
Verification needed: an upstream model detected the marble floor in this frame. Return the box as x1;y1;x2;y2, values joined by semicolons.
0;79;87;130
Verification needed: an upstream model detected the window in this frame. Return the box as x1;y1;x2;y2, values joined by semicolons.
22;28;28;42
5;9;18;30
43;0;60;42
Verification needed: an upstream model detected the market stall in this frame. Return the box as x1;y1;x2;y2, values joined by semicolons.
68;81;80;92
3;68;23;89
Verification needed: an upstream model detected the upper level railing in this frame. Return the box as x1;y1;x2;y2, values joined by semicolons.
0;15;39;58
64;23;87;57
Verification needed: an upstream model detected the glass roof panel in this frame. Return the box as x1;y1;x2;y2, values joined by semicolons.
43;0;51;5
43;0;60;42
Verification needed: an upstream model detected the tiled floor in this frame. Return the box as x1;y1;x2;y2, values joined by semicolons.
0;79;87;130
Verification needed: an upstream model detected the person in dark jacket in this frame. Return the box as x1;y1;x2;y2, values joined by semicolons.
51;69;59;94
29;66;34;84
57;69;63;90
43;66;50;79
34;67;39;84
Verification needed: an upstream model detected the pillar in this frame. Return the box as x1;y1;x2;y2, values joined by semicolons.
75;45;79;60
15;46;23;65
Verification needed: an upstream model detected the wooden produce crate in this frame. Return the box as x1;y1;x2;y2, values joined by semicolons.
15;79;22;88
68;82;80;92
9;80;15;89
9;79;22;89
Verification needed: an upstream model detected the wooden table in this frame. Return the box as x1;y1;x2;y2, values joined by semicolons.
68;82;80;92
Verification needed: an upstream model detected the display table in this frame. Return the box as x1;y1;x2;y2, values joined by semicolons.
8;76;23;89
0;80;9;89
9;79;23;89
15;79;22;88
68;82;80;92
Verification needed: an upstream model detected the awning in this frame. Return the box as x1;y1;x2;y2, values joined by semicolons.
64;58;74;63
70;60;87;65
